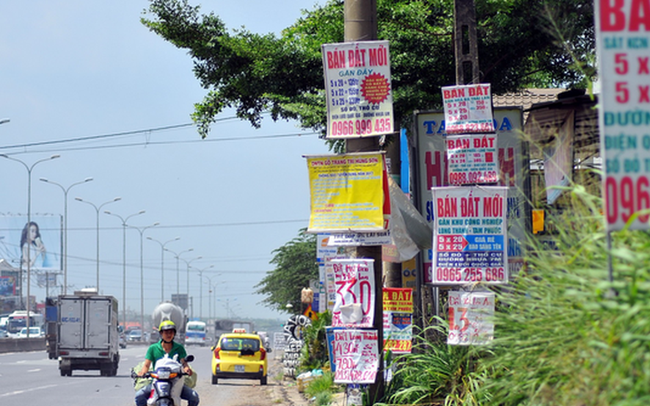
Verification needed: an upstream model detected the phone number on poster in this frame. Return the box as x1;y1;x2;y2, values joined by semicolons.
605;175;650;225
449;171;498;185
330;118;392;136
436;267;505;283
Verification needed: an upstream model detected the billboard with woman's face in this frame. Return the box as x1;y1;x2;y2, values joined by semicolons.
0;215;62;271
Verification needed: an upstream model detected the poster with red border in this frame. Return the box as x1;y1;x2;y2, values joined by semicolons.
595;0;650;231
441;84;495;134
431;186;508;285
446;134;499;185
322;41;394;139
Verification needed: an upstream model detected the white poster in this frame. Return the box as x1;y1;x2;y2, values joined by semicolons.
332;329;379;383
441;84;495;134
595;0;650;230
431;186;508;284
329;258;375;327
447;291;495;345
446;134;499;185
322;41;394;139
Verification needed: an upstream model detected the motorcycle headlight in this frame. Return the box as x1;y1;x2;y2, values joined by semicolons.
155;368;171;380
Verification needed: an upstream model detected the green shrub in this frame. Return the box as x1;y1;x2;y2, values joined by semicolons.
480;186;650;405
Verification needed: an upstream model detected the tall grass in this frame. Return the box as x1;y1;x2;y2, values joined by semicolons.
378;185;650;405
380;321;488;406
480;186;650;405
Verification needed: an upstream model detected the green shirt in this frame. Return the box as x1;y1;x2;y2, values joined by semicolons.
145;340;187;364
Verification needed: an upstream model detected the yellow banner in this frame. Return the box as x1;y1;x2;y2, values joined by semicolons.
307;153;385;232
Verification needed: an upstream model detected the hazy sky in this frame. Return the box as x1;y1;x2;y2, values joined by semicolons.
0;0;328;322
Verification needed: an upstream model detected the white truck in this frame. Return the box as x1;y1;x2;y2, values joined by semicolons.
57;289;120;377
151;301;186;344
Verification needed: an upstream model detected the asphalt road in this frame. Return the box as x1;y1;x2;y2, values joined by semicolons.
0;343;292;406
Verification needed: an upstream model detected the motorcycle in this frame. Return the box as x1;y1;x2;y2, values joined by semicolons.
132;354;195;406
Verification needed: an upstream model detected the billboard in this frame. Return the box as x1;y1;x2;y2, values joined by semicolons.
415;108;530;284
595;0;650;230
0;215;62;272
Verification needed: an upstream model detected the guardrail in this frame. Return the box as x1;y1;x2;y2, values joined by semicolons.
0;337;45;353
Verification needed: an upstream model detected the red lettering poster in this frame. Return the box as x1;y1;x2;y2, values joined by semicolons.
441;84;495;134
332;329;379;383
447;291;495;345
446;134;499;185
322;41;394;139
431;186;509;285
595;0;650;231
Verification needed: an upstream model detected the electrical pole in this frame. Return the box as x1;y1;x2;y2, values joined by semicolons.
344;0;384;401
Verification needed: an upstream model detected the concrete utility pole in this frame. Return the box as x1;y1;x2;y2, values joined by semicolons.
344;0;384;401
453;0;480;85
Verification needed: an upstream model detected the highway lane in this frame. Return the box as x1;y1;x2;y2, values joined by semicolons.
0;343;285;406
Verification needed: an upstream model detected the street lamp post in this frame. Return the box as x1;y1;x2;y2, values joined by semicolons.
205;276;223;322
131;222;159;332
196;266;214;319
75;196;121;291
165;248;193;296
0;153;60;338
104;210;145;328
182;256;202;317
147;236;180;302
40;177;93;295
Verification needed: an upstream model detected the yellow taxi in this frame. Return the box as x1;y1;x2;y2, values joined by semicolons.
211;329;269;385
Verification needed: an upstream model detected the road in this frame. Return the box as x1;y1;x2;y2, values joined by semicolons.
0;343;291;406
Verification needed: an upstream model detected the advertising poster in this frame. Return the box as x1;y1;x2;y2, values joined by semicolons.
332;329;379;384
446;134;499;185
416;108;530;283
431;186;508;284
595;0;650;231
382;288;413;353
441;84;495;134
447;291;495;345
322;41;394;139
329;258;375;328
0;276;16;296
306;153;387;232
0;215;62;272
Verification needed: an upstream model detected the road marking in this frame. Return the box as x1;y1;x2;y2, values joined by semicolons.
0;384;60;398
28;368;41;372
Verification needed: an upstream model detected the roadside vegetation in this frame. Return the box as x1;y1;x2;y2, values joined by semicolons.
376;185;650;406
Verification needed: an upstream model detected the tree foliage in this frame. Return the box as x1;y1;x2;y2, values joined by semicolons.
142;0;595;138
254;229;318;313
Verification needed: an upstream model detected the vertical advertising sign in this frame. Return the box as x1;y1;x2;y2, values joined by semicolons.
382;288;413;353
329;258;376;328
416;108;529;283
306;153;387;232
446;134;499;185
431;186;508;284
441;84;495;134
447;291;495;345
322;41;394;138
595;0;650;230
332;329;380;384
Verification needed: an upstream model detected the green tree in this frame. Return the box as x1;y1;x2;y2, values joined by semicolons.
254;229;318;313
142;0;595;139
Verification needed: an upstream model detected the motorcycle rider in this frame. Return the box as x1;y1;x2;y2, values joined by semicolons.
135;320;200;406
